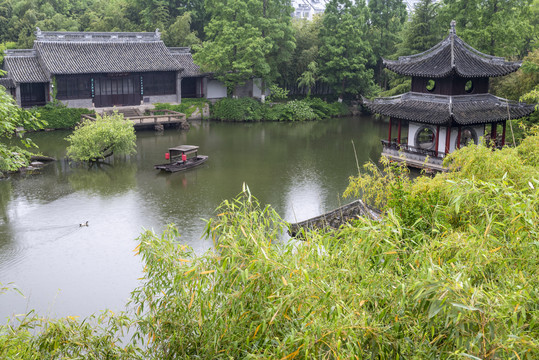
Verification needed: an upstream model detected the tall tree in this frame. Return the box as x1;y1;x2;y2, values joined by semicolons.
163;12;200;47
396;0;443;56
280;16;322;92
439;0;536;58
194;0;294;95
368;0;407;87
318;0;376;97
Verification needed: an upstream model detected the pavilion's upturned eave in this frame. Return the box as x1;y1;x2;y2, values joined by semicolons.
363;92;536;126
382;33;521;78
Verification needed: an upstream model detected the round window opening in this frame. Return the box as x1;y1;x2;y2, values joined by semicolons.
465;80;474;93
456;128;478;148
426;79;436;92
415;126;436;149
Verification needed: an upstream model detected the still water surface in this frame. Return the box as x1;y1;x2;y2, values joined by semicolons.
0;116;385;321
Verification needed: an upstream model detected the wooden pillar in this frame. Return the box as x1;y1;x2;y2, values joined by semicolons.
445;126;451;154
501;121;506;147
388;117;392;143
199;77;204;97
435;125;440;157
456;127;461;149
491;123;497;148
397;119;402;144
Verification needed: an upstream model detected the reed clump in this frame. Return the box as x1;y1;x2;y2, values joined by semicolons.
129;135;538;358
2;134;538;358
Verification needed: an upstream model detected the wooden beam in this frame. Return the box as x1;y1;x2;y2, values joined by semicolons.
388;117;392;143
501;121;506;147
491;123;497;148
435;125;440;157
397;119;402;144
445;126;451;154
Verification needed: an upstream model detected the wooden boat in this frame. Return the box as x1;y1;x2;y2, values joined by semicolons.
154;145;208;172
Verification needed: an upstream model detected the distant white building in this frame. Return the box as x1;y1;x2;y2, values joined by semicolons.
291;0;329;20
291;0;420;21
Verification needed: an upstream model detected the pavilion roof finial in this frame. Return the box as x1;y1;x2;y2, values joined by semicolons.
450;20;456;35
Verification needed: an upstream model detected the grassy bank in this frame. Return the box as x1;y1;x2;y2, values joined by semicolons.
1;132;538;358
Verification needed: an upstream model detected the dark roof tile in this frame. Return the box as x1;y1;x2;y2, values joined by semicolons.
383;29;521;78
35;41;182;74
3;51;49;83
169;48;203;77
0;77;15;88
363;92;536;125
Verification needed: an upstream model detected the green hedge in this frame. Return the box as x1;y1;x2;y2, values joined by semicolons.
211;98;349;122
31;103;92;129
153;99;209;119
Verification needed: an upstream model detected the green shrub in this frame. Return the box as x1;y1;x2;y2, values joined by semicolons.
31;103;92;129
153;99;209;119
210;97;348;122
303;97;350;117
211;98;264;121
279;100;318;121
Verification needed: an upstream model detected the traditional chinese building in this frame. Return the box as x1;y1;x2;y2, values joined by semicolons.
1;29;226;108
363;21;536;171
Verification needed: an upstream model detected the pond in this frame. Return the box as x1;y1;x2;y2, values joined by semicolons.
0;115;386;321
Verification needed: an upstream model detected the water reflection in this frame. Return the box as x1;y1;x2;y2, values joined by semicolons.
0;116;387;321
68;161;137;195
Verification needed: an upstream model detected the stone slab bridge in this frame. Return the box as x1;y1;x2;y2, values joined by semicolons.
81;106;189;130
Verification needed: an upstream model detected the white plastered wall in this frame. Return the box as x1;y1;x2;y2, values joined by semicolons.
408;122;485;154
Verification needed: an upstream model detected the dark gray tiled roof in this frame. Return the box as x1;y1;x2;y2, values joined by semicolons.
363;92;536;125
384;27;521;78
169;48;203;77
35;41;182;74
3;50;49;83
0;77;15;88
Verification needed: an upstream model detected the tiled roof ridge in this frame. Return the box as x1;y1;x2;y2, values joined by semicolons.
168;47;192;54
4;49;37;57
35;28;162;43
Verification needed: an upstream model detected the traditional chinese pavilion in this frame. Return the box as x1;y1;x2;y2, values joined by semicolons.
363;21;536;171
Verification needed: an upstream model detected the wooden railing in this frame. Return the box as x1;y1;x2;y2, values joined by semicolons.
381;140;446;159
80;109;187;127
128;109;186;126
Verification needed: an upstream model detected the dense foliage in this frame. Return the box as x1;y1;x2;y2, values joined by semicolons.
65;113;136;162
210;97;348;122
3;129;538;359
1;0;538;105
193;0;294;94
152;99;209;119
31;103;92;129
0;86;45;174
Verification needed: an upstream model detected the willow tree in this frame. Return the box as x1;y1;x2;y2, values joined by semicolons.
65;113;136;162
318;0;376;98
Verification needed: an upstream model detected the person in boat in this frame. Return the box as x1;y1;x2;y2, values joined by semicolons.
181;152;187;163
